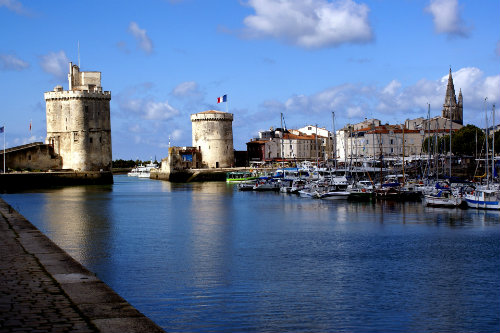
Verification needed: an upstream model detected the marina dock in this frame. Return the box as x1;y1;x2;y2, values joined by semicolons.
0;198;164;333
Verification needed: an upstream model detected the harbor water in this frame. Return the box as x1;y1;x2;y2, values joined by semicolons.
2;175;499;332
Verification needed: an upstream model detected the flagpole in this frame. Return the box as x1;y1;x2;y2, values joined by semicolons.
3;126;5;174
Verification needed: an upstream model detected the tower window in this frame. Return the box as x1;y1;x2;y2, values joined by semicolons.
90;137;93;144
73;132;78;142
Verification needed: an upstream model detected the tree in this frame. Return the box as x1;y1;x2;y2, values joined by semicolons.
451;124;486;156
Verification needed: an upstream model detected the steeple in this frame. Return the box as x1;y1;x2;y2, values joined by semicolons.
442;68;463;124
444;67;457;109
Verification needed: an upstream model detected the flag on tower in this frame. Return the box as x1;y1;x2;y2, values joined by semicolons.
29;120;32;132
0;126;4;133
217;95;227;103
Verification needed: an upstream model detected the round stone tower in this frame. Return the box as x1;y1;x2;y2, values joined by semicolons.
44;62;112;171
191;110;234;168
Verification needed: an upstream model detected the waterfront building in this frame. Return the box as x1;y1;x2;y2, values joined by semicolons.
191;110;234;168
291;125;334;160
336;118;462;162
247;127;323;162
44;62;112;171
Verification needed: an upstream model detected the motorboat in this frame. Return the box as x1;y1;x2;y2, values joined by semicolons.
464;188;500;210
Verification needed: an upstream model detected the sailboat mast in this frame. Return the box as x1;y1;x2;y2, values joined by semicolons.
449;117;452;178
427;104;430;181
492;104;496;183
485;98;489;187
332;112;336;169
280;113;284;169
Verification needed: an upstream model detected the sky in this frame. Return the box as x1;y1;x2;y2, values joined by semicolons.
1;0;499;160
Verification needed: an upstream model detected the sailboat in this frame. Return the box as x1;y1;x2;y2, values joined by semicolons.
464;103;500;210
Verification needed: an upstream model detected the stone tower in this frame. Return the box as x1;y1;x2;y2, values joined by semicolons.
44;62;112;171
442;68;463;125
191;110;234;168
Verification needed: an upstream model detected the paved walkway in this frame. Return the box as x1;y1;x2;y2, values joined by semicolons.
0;198;165;333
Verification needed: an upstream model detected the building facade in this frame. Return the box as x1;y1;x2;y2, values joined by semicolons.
44;62;112;171
191;110;234;168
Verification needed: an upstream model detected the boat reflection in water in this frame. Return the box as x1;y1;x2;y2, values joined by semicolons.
1;175;499;333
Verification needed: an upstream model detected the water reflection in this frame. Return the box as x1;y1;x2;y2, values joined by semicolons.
40;186;113;271
1;176;499;333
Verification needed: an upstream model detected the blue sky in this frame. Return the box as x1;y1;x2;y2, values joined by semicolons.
1;0;499;160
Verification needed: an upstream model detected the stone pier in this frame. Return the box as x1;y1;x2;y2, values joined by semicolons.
0;198;164;333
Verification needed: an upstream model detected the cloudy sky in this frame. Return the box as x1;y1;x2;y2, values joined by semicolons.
1;0;499;160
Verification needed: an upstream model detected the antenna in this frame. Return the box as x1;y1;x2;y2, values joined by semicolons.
78;41;80;68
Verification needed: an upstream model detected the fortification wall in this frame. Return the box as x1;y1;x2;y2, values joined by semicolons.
0;143;62;172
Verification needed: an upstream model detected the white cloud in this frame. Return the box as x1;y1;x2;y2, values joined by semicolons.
382;80;401;95
425;0;469;37
172;81;200;97
117;85;180;121
171;129;182;140
346;106;363;118
39;50;69;80
259;67;499;128
128;22;153;54
243;0;373;48
0;53;29;71
0;0;31;15
143;101;179;120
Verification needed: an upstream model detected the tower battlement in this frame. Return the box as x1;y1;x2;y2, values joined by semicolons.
190;110;233;122
44;90;111;101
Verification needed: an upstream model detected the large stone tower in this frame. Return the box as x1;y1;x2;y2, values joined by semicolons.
191;110;234;168
442;68;463;125
44;62;112;171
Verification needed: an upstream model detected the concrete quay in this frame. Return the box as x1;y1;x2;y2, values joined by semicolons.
0;198;165;333
0;171;113;192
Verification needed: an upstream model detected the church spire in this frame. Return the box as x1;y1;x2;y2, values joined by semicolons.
442;68;463;125
445;68;457;108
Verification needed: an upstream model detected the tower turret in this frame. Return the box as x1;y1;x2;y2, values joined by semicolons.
191;110;234;168
44;62;112;171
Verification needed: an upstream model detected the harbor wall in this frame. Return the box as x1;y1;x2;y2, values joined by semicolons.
151;169;229;182
0;171;113;192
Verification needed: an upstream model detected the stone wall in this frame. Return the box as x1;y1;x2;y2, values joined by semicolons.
0;143;62;172
45;79;112;171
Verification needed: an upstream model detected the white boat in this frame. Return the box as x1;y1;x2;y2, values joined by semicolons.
319;190;350;200
127;161;159;178
464;189;500;210
424;190;462;207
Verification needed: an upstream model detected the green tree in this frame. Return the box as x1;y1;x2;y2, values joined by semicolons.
423;124;487;156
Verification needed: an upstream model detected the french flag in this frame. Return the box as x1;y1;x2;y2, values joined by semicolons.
217;94;227;103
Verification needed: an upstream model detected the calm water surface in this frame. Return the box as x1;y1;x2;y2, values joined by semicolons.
2;175;500;332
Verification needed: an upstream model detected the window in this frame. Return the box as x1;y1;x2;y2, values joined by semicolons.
73;132;78;142
89;137;93;144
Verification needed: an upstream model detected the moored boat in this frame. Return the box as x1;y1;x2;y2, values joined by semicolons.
424;189;462;207
464;188;500;210
226;171;258;183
